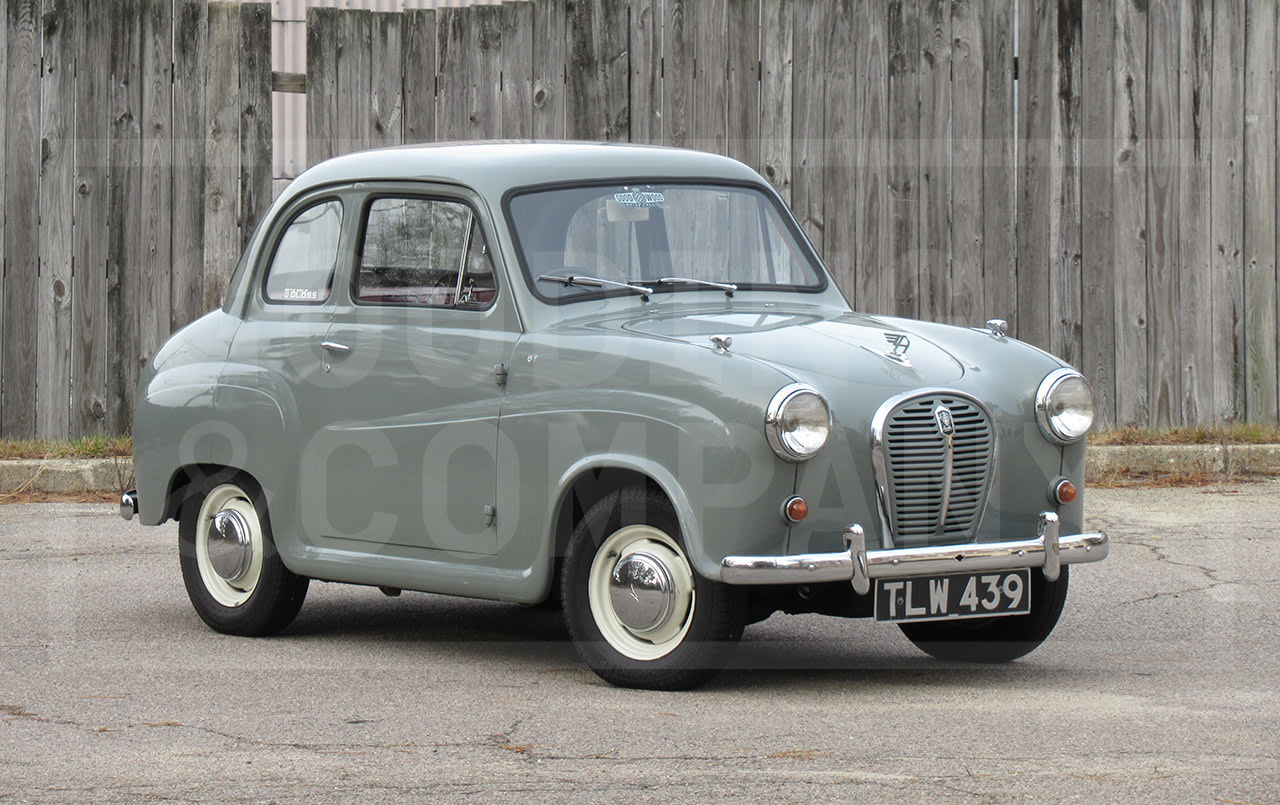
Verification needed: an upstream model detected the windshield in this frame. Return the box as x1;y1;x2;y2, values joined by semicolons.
506;182;827;302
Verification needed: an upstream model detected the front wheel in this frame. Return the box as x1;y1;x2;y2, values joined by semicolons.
562;485;746;690
898;566;1069;663
179;475;309;636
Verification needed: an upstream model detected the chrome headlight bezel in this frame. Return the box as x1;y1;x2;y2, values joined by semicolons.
765;383;831;462
1035;368;1095;445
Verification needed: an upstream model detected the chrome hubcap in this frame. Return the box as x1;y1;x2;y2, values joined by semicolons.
208;509;252;582
609;551;676;634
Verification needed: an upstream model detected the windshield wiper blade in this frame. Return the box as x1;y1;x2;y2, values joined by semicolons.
538;273;652;301
656;277;737;297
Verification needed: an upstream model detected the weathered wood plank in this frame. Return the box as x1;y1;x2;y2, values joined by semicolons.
240;3;272;250
853;0;888;315
501;1;533;139
692;0;727;154
1112;0;1149;425
468;5;503;140
887;0;919;318
1051;1;1083;367
531;0;565;140
1243;0;1278;421
663;0;693;147
566;0;629;141
3;0;40;436
790;1;827;254
403;8;437;144
337;9;372;152
36;0;75;439
71;0;110;435
1177;0;1213;424
917;0;950;324
138;0;172;373
1210;0;1245;422
949;0;982;328
306;7;340;164
1145;0;1180;426
172;0;208;331
726;0;761;168
202;2;241;313
981;0;1016;332
435;8;468;140
1016;0;1053;348
629;0;660;143
1080;0;1117;425
369;12;403;147
0;0;6;433
758;0;791;202
106;0;142;435
822;3;855;302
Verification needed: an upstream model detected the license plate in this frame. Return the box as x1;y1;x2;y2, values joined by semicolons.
874;569;1032;623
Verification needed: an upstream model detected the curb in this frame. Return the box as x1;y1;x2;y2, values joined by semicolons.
0;458;135;495
2;447;1279;496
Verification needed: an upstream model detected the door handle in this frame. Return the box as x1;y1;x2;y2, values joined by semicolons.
321;341;351;353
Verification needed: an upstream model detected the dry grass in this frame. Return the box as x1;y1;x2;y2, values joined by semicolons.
0;435;132;460
1090;423;1280;446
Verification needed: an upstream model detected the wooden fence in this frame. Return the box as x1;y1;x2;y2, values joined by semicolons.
0;0;271;439
0;0;1277;437
305;0;1280;428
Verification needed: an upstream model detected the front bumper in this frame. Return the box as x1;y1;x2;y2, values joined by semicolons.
721;511;1107;594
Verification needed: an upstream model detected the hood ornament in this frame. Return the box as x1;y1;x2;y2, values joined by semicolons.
861;332;913;369
709;335;732;353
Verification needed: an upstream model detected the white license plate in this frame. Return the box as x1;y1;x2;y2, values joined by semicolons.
874;569;1032;623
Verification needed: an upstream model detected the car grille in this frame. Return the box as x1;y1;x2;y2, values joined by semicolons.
877;393;994;547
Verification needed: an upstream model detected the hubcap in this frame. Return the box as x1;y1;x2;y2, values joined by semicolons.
609;551;675;633
208;509;252;582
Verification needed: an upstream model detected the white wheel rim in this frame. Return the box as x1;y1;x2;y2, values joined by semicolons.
588;525;695;661
195;484;265;607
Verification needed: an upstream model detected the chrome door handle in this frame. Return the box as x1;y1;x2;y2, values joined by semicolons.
321;341;351;353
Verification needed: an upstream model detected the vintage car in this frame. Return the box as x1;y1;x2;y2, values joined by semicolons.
122;142;1108;690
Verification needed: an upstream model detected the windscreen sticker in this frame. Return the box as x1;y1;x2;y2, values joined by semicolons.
613;190;665;208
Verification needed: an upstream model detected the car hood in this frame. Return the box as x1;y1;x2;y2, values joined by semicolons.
619;308;966;387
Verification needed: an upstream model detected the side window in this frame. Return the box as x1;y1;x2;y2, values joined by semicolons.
263;199;344;304
356;197;497;309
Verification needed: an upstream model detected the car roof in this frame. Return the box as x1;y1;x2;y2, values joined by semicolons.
281;141;767;202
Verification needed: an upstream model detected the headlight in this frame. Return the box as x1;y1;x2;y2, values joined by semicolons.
1035;368;1095;444
765;383;831;461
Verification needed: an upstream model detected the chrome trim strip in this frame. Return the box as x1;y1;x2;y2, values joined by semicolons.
868;388;998;550
720;512;1107;587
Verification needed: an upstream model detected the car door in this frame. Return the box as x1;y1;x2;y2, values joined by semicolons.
303;187;520;555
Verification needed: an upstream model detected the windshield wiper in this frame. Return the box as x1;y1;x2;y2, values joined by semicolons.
656;277;737;298
538;273;653;301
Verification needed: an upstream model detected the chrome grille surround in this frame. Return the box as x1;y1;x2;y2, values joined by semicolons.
870;389;997;549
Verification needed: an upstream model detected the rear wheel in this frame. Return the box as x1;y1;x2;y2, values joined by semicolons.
179;475;309;636
562;485;746;690
898;567;1069;663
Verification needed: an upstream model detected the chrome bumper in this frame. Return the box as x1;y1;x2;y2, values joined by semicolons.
721;511;1107;594
120;491;138;522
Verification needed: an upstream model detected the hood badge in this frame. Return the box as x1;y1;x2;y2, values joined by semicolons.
934;404;956;437
861;332;913;369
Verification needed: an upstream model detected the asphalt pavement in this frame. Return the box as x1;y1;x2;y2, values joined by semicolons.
1;483;1277;803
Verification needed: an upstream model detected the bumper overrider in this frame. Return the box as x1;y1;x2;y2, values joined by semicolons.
721;511;1107;593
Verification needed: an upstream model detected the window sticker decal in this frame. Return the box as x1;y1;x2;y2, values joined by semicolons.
613;189;665;208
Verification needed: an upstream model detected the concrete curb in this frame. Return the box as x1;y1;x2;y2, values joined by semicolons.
0;458;135;495
3;446;1280;496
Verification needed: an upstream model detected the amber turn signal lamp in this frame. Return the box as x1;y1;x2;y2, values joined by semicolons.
1053;478;1078;505
782;495;809;523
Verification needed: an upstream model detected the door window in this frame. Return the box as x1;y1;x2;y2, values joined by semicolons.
262;199;344;304
356;197;497;309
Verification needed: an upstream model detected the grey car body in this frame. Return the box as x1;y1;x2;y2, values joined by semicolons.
127;142;1106;689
